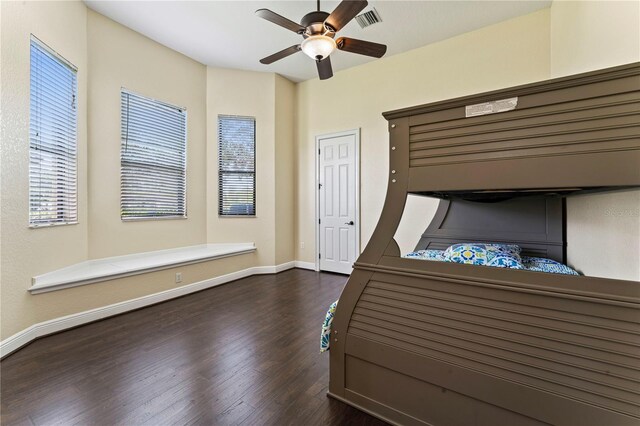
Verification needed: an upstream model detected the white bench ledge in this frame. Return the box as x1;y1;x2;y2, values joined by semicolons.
30;243;256;294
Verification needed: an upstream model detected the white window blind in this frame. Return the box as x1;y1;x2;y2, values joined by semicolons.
120;90;187;220
218;116;256;216
29;36;78;227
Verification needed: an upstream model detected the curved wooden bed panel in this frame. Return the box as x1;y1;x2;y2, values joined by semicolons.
329;63;640;426
416;197;566;263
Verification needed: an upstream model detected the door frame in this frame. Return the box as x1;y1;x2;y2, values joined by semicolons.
315;128;361;272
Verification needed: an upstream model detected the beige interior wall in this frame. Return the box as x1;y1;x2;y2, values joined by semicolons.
1;1;89;338
1;5;291;340
550;0;640;78
394;195;441;255
206;67;278;267
551;0;640;281
295;9;551;263
566;191;640;281
2;0;638;342
87;10;208;259
274;75;296;265
10;255;258;340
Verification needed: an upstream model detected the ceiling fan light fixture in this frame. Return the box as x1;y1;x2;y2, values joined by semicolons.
300;35;336;61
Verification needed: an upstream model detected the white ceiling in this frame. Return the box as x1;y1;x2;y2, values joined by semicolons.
84;0;551;82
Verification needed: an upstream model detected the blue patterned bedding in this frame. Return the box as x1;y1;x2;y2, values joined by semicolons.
521;256;579;275
404;248;579;275
320;300;337;353
404;249;446;261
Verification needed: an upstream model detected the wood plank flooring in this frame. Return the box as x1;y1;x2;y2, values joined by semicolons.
1;269;388;426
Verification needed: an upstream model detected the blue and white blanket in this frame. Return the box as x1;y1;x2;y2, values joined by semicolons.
320;300;337;353
405;249;579;275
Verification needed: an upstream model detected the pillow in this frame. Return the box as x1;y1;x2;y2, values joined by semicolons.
522;256;579;275
444;243;524;269
468;242;522;256
404;249;446;261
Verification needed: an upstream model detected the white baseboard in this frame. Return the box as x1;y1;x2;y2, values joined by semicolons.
1;261;304;358
294;261;317;271
275;261;296;273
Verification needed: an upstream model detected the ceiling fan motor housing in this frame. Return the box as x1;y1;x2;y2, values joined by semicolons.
301;11;333;36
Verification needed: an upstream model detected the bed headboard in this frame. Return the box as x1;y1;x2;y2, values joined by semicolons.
415;197;566;262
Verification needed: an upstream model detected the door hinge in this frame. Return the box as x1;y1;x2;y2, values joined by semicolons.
318;183;322;190
318;218;321;224
319;253;321;259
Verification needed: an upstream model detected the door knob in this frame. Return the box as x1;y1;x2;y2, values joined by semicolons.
345;221;354;225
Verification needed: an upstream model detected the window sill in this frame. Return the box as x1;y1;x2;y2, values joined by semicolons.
121;215;188;222
30;243;256;294
29;221;79;229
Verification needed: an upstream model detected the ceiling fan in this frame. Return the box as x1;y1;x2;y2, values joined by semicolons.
256;0;387;80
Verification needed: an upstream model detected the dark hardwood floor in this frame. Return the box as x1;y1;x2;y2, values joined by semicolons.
1;269;387;426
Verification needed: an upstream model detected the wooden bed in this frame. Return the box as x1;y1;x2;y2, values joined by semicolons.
328;63;640;426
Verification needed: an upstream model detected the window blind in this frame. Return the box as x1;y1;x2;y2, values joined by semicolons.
218;116;256;216
120;90;187;220
29;36;78;227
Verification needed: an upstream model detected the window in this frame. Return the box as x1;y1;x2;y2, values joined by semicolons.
29;36;78;227
218;116;256;216
120;90;187;220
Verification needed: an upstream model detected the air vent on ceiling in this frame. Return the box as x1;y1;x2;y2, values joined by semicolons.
355;7;382;29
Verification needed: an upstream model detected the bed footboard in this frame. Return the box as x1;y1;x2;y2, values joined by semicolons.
330;262;639;426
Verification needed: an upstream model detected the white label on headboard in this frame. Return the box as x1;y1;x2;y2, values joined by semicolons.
465;97;518;117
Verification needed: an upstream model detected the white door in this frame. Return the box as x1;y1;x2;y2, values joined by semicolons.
318;130;359;274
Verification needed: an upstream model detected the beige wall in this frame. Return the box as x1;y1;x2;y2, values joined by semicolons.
295;9;551;263
0;4;294;340
550;0;640;78
207;67;273;266
551;0;640;280
87;10;208;258
2;0;638;342
566;191;640;281
1;0;89;338
274;75;296;265
205;69;296;267
8;255;258;340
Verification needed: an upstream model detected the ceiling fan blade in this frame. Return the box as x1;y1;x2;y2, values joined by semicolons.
255;9;305;34
316;56;333;80
260;45;301;64
324;0;368;32
336;37;387;58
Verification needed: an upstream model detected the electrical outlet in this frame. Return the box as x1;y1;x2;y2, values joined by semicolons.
300;242;305;249
175;272;182;283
